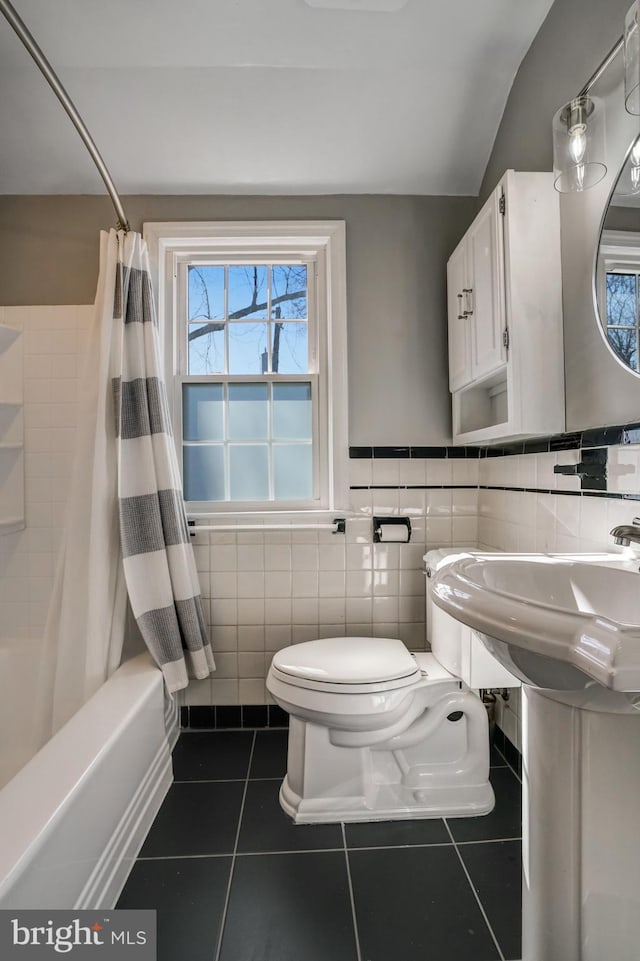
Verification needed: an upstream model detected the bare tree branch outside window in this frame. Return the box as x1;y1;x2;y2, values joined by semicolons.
605;272;639;371
188;265;307;373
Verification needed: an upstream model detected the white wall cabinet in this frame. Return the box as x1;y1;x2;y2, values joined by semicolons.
0;324;24;534
447;170;564;444
447;185;506;392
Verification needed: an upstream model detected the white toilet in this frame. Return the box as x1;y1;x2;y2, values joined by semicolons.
266;548;519;824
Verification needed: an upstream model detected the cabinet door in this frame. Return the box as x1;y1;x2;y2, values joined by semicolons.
446;241;470;391
467;189;506;381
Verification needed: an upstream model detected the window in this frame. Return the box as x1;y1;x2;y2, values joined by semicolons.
145;222;348;513
598;230;640;373
603;270;640;371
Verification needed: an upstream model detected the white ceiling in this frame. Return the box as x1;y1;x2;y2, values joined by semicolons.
0;0;555;196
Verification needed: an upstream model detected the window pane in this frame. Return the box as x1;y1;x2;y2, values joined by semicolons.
188;323;225;374
230;446;269;500
188;266;225;321
183;445;225;501
229;266;268;320
228;323;268;374
271;322;308;373
606;273;636;326
183;384;224;440
273;383;312;439
273;445;313;500
607;327;638;369
272;265;307;320
228;383;268;440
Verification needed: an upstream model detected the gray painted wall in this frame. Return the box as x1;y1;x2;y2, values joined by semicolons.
0;193;477;445
482;0;640;430
481;0;631;200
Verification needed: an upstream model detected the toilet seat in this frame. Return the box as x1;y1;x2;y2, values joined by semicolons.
271;636;422;695
266;636;494;822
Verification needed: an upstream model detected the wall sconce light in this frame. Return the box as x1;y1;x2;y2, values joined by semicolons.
552;95;606;192
552;4;640;194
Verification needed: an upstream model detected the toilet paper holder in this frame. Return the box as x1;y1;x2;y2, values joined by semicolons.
373;516;412;543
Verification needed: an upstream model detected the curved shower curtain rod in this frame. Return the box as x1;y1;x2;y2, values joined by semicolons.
0;0;130;232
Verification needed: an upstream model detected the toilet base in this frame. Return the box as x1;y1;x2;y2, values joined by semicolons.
279;773;495;824
278;693;495;824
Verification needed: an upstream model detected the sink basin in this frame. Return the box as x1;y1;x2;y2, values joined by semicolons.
430;552;640;695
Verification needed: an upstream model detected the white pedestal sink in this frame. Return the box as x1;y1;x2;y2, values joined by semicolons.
430;552;640;961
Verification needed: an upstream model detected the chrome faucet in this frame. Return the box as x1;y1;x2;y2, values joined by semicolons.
610;517;640;546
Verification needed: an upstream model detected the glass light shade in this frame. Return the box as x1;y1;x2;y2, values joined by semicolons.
625;0;640;115
552;96;607;192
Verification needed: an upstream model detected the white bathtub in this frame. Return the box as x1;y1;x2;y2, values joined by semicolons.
0;652;176;908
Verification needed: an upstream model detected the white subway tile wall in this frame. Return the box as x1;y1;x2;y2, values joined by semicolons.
181;459;483;706
0;305;92;641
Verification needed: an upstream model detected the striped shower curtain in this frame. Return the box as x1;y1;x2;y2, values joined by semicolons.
112;229;214;692
38;229;213;741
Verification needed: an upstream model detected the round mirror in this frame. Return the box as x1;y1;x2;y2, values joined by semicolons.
596;134;640;376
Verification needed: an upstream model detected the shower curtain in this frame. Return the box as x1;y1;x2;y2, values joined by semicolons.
37;229;213;742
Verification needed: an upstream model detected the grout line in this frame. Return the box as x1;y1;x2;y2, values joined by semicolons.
172;776;282;784
347;840;452;852
173;778;246;784
454;836;522;846
181;726;289;733
494;745;523;786
443;819;506;961
234;847;345;857
214;730;257;961
135;836;522;862
341;823;363;961
136;852;233;862
349;836;521;850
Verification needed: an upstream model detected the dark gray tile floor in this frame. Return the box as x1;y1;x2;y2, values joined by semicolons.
118;730;522;961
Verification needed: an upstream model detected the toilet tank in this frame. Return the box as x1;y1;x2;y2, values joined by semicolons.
424;549;469;676
424;548;521;689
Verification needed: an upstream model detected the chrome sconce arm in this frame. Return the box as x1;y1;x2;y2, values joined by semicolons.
552;1;640;194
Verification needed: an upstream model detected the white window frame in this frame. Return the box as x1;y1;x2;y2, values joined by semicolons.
144;221;349;514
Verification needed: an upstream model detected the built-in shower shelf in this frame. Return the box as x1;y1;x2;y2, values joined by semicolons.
0;325;21;352
0;517;25;535
0;325;24;537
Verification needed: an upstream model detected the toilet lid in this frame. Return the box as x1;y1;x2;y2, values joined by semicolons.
272;636;418;685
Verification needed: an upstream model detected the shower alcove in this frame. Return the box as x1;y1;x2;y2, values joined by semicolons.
0;323;24;535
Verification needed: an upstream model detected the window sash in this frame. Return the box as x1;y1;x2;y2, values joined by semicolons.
177;259;318;377
175;257;323;510
177;374;320;507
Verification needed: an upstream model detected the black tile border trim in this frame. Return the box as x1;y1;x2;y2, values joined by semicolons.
179;706;521;773
181;704;289;730
349;418;640;460
350;483;640;501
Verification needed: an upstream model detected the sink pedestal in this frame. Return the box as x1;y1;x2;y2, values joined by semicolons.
523;688;640;961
